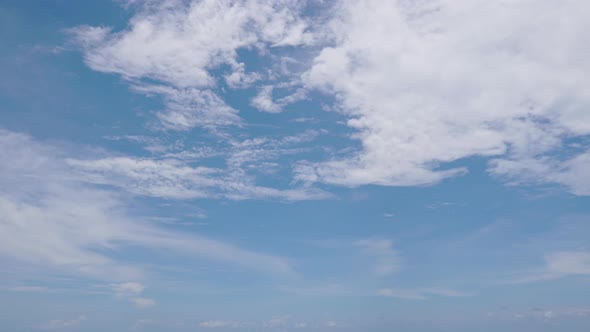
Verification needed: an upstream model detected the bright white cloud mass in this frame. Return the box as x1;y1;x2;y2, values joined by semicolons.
70;0;590;193
1;0;589;331
297;0;590;189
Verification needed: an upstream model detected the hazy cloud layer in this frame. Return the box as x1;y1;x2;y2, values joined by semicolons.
0;130;293;285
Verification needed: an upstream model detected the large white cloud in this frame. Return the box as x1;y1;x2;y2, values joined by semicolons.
70;0;590;195
296;0;590;192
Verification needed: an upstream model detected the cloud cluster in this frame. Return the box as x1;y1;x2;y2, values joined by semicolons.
70;0;590;195
250;85;308;113
296;0;590;193
71;0;312;130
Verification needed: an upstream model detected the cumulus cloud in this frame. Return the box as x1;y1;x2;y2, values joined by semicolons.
250;85;308;113
68;0;590;195
70;0;312;130
251;85;282;113
296;0;590;193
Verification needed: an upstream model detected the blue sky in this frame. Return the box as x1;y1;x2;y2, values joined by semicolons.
1;0;590;331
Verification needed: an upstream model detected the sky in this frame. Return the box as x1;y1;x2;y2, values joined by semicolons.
1;0;590;331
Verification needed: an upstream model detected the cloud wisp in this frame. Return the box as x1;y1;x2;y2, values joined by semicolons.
376;287;472;300
0;130;294;286
355;238;401;277
36;315;86;330
510;251;590;284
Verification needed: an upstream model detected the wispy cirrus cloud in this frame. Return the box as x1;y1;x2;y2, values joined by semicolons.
36;315;86;330
487;306;590;322
509;251;590;284
0;130;294;289
67;130;329;202
106;282;157;308
376;287;472;300
355;238;401;277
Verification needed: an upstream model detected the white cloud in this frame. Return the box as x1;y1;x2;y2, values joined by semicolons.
294;322;307;328
376;287;471;300
0;130;294;285
545;251;590;275
36;315;86;330
68;0;590;194
296;0;590;193
134;85;241;130
224;62;262;88
511;251;590;283
68;155;328;202
67;129;329;202
250;85;308;113
132;297;156;309
111;282;145;296
355;239;400;277
325;320;337;328
109;282;156;308
251;85;282;113
490;150;590;195
197;317;312;330
489;306;590;321
70;0;312;130
261;317;282;328
67;157;219;200
198;320;258;329
199;320;240;328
